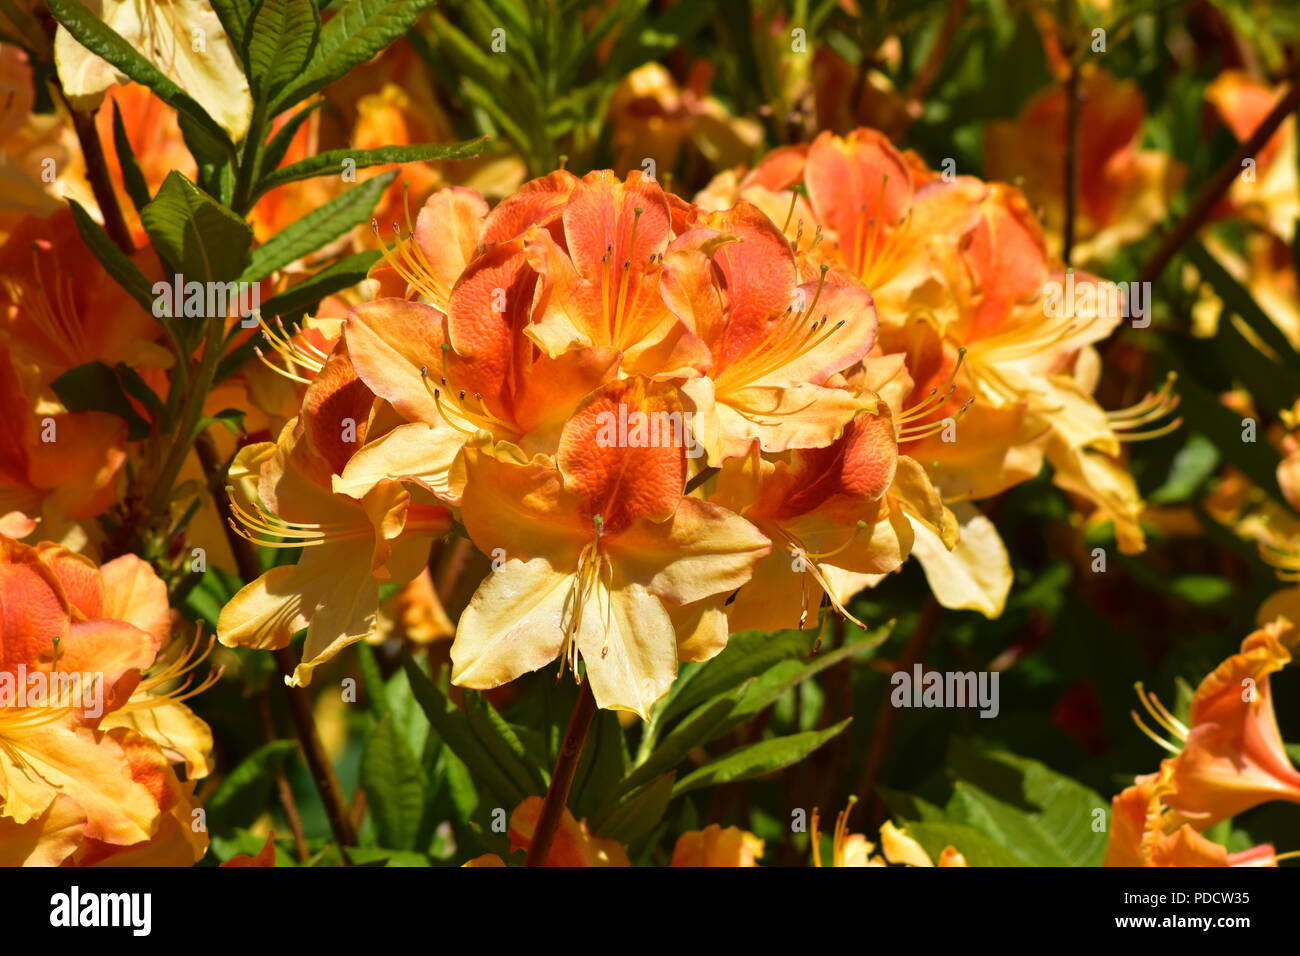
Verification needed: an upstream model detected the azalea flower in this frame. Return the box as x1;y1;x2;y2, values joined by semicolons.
670;824;765;866
985;64;1184;264
216;350;450;687
707;405;946;631
0;535;214;866
54;0;253;141
1130;618;1300;829
451;378;770;717
1104;763;1279;867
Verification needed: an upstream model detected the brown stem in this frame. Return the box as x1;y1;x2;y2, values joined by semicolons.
1062;53;1081;267
855;599;941;821
1138;77;1300;286
524;682;597;866
255;691;309;862
273;647;358;852
194;432;358;854
67;105;134;255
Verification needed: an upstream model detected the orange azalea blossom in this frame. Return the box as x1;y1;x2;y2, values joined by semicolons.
708;405;946;631
670;824;765;866
452;378;770;717
0;339;125;547
701;128;1165;612
216;349;450;687
985;64;1183;264
665;201;879;465
0;536;214;866
520;169;718;379
1104;763;1279;867
1130;618;1300;830
463;796;629;867
337;191;624;504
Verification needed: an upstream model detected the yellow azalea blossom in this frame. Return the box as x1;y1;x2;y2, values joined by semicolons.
54;0;253;140
217;350;450;686
451;379;770;717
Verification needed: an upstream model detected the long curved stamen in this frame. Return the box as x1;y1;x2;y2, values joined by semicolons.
121;630;224;712
897;347;969;424
226;489;368;549
898;396;975;441
781;527;868;630
371;215;454;312
1135;682;1189;740
561;515;609;678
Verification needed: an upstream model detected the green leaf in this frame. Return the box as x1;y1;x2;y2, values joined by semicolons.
362;710;427;851
245;0;320;100
241;172;394;281
50;362;152;440
570;708;628;820
400;653;530;808
593;773;676;844
656;629;817;730
254;250;381;320
672;718;851;797
47;0;232;150
946;744;1109;867
273;0;436;111
259;101;323;177
253;138;487;199
66;200;156;315
206;740;296;831
619;687;744;797
210;0;255;51
110;103;150;212
463;690;547;798
141;172;252;284
179;111;236;206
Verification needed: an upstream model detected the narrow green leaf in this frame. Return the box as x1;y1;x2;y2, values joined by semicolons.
66;200;157;315
463;690;546;798
620;687;743;796
253;138;487;199
400;654;527;807
672;719;851;796
245;0;320;100
110;102;151;211
253;250;380;322
273;0;436;110
593;773;675;844
241;172;394;281
1188;239;1300;368
210;0;255;51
